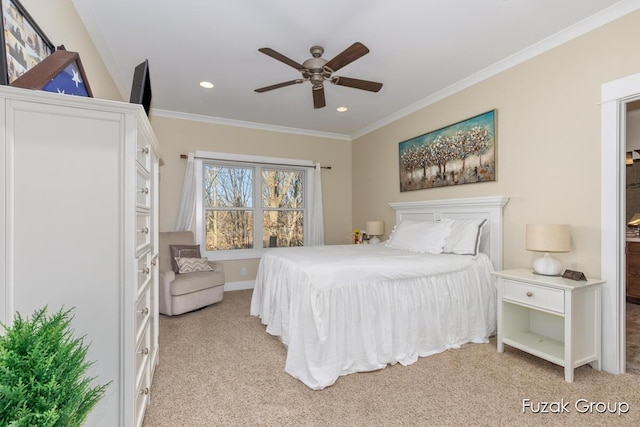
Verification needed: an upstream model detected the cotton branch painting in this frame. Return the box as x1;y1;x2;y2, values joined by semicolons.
399;110;496;191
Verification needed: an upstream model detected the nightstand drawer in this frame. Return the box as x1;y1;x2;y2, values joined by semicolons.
503;279;564;313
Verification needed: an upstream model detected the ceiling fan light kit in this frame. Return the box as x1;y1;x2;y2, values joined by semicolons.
255;42;383;109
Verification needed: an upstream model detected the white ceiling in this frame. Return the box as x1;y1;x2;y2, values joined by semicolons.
72;0;636;140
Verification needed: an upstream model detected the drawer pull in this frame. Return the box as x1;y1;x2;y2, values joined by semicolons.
526;291;533;297
140;387;149;395
151;259;157;266
140;147;149;154
139;227;149;234
140;267;150;275
138;307;149;315
140;187;149;194
139;347;149;355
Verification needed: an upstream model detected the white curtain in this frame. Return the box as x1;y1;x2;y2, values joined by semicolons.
175;152;196;231
307;163;325;245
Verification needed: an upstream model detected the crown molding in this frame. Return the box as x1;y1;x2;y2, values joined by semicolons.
151;109;351;141
350;0;640;140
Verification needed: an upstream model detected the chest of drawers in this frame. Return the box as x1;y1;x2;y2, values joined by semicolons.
0;86;160;426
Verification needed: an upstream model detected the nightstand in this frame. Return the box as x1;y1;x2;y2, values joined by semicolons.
493;268;604;382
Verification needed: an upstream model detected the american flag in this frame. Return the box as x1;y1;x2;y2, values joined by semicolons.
42;62;89;96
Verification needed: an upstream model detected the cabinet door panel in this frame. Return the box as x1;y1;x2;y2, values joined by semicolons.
8;100;124;427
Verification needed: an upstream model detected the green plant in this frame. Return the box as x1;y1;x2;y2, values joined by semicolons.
0;307;110;427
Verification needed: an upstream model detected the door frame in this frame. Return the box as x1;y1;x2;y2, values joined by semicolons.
601;72;640;374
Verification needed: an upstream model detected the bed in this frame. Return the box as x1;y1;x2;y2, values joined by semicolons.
250;196;509;389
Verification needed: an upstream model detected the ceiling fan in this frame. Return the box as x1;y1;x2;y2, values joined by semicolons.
254;42;383;109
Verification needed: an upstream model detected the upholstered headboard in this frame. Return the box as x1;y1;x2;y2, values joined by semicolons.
389;196;509;270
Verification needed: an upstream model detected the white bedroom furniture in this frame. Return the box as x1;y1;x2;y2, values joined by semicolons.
251;195;509;389
158;231;225;316
494;268;604;382
0;86;160;426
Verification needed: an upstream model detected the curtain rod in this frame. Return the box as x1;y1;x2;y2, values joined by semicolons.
179;154;332;169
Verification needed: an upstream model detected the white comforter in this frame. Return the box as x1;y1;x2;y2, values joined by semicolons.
250;244;496;390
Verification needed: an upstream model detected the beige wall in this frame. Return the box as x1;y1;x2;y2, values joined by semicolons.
150;115;352;282
352;10;640;278
22;0;121;100
20;2;640;280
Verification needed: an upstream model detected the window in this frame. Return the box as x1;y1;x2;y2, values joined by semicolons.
195;153;312;260
261;168;304;248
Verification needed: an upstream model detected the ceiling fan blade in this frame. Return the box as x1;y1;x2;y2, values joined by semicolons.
258;48;306;71
255;79;304;93
312;86;326;109
324;42;370;73
331;76;383;92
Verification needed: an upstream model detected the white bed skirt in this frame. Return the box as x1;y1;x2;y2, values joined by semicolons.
250;245;497;390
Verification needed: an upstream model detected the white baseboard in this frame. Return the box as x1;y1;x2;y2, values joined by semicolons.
224;280;255;291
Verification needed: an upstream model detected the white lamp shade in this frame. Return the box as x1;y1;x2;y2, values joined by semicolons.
366;221;384;244
525;224;570;253
366;221;384;236
526;224;570;276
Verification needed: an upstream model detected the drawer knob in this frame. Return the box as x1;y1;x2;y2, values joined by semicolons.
526;291;533;297
140;387;149;395
151;259;157;266
140;267;150;275
139;227;149;234
140;187;149;194
139;347;149;355
139;307;149;315
141;147;149;154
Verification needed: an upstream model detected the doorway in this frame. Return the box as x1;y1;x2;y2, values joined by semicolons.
625;101;640;374
601;72;640;375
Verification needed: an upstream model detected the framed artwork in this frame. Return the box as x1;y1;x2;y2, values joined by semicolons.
399;110;496;192
10;49;93;97
0;0;54;85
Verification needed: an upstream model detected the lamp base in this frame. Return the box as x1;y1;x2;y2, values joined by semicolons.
369;236;381;245
532;252;562;276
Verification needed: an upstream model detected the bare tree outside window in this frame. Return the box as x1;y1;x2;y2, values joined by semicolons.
203;163;305;251
262;169;304;248
204;165;253;250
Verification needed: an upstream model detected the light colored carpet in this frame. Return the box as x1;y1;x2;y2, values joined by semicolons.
143;290;640;426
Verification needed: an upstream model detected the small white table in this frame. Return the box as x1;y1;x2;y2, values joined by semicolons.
493;268;604;382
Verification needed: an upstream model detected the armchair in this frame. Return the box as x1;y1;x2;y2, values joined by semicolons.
159;231;225;316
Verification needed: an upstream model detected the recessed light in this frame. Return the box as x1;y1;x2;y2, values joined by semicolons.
199;81;214;89
336;106;348;112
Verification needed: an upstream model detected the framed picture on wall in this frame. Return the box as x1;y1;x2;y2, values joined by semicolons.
398;110;496;192
0;0;54;85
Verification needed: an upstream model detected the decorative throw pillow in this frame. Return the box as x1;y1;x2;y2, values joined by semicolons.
442;219;488;256
385;219;453;254
175;257;213;274
169;244;201;273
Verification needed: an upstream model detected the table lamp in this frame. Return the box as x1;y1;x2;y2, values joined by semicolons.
366;220;385;244
525;224;570;276
628;213;640;226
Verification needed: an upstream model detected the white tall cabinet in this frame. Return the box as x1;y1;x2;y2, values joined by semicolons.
0;86;160;427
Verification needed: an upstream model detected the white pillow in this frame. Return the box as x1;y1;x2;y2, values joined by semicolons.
442;219;488;256
385;219;453;254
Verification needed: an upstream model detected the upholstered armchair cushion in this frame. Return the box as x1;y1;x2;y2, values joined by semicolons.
159;231;225;316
